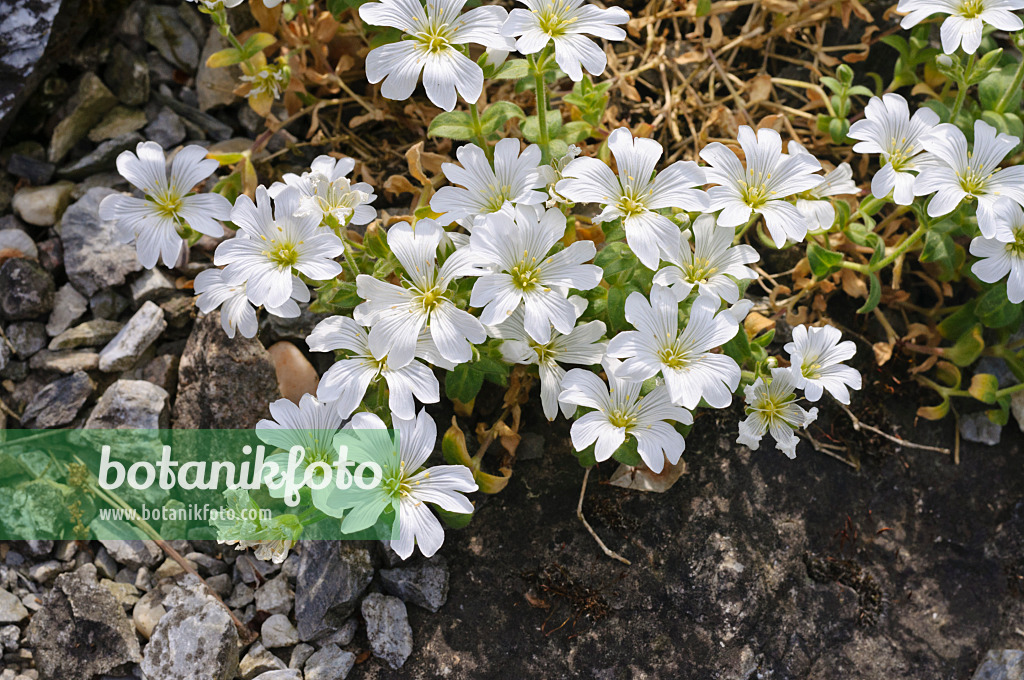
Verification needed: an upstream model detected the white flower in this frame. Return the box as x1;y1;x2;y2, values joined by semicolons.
653;214;759;304
354;219;486;367
897;0;1024;54
256;394;346;511
329;409;478;559
915;120;1024;237
558;358;693;473
194;268;306;338
501;0;629;81
307;316;445;420
99;142;231;268
190;0;245;10
240;66;289;99
848;94;939;205
786;141;860;231
737;367;818;459
970;199;1024;303
269;155;376;227
701;126;823;248
487;295;606;420
215;187;345;309
605;286;741;410
430;139;552;227
555;127;708;270
784;324;861;404
359;0;511;111
469;207;602;343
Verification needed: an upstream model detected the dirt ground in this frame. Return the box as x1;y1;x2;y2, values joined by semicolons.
361;351;1024;680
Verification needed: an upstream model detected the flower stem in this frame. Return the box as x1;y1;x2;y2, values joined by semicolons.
732;213;759;244
529;53;551;163
949;53;976;121
995;54;1024;113
840;223;927;274
469;102;493;161
342;237;360;281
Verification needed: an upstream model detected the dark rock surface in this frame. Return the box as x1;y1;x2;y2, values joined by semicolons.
295;542;375;642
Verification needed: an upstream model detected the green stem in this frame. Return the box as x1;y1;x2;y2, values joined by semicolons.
841;223;927;274
469;102;493;161
529;54;551;163
732;213;759;244
949;53;976;121
342;237;360;281
995;54;1024;113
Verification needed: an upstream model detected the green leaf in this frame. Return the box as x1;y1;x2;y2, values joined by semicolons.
917;397;950;420
937;303;979;340
479;101;525;135
241;32;277;59
721;329;753;364
943;324;985;367
445;363;484;403
309;280;360;313
968;373;999;403
919;230;958;281
522;111;563;143
857;272;882;314
607;284;639;334
547;139;569;160
436;508;474;529
595;242;637;277
206;48;245;68
696;0;711;16
559;120;593;144
492;59;530;80
975;283;1023;329
980;111;1024;152
979;62;1022;111
611;438;643;467
806;241;845;278
428;111;476;140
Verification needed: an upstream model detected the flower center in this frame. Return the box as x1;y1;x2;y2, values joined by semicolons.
381;461;418;499
616;191;649;218
959;0;985;17
536;1;577;36
416;286;445;314
956;165;991;197
738;176;773;208
800;359;822;380
1006;229;1024;258
533;343;555;364
887;142;913;171
483;185;514;212
151;190;184;219
657;345;690;369
685;256;718;282
510;257;542;291
264;240;300;270
607;409;636;429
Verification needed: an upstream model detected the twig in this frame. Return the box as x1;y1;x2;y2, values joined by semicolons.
838;404;951;455
576;468;630;566
799;430;858;469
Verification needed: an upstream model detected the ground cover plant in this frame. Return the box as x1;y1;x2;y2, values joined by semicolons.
87;0;1024;566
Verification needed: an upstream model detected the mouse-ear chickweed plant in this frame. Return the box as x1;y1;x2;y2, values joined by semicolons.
107;0;1024;563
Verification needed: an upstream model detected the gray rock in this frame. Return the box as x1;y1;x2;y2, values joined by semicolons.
7;152;55;184
29;349;99;373
87;105;147;142
0;338;7;373
98;300;166;371
255;575;293;616
98;539;162;570
0;228;37;260
25;565;142;680
261;613;300;648
90;288;129;319
317;617;357;647
361;593;413;670
295;542;374;642
152;88;233;141
49;73;118;163
136;353;180;394
131;267;176;305
46;283;88;336
141;595;239;680
1012;391;1024;433
227;581;254;608
304;644;355;680
961;412;1002;446
93;547;118;580
11;181;74;227
49;319;124;350
251;672;302;680
144;5;200;73
103;42;150;107
206;573;233;599
58;132;144;180
973;650;1024;680
0;478;69;538
21;370;94;428
85;379;169;429
0;624;19;650
0;258;54;319
145;106;186;149
6;320;47;357
173;310;280;428
379;556;449;613
197;31;240;111
0;589;27;623
58;188;142;296
289;643;314;669
240;642;287;679
28;559;67;584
